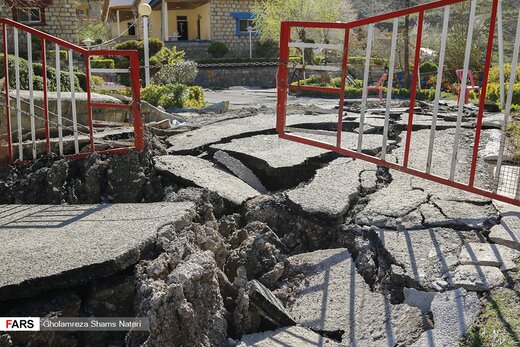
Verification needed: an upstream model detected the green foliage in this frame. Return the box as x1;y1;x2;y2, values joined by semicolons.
292;74;436;101
90;75;105;87
149;46;185;67
0;54;82;92
74;72;87;91
463;288;520;347
184;86;204;108
197;57;278;64
253;40;279;59
48;50;68;61
92;88;132;96
487;83;520;106
488;64;520;84
78;23;108;43
348;56;389;67
420;61;438;73
141;83;204;109
252;0;354;43
91;58;115;69
153;61;198;85
208;42;229;58
114;38;164;62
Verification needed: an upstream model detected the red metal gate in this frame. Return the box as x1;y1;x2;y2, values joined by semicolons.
276;0;520;206
1;18;143;164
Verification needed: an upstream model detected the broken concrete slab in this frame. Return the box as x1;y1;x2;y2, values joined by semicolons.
355;174;428;229
248;280;296;328
410;288;481;347
155;155;261;205
166;113;338;153
0;202;195;300
449;265;506;291
288;130;396;156
403;288;437;314
489;222;520;252
237;326;343;347
377;228;482;290
213;150;267;194
287;158;376;218
281;249;427;346
424;198;498;229
489;200;520;251
394;128;478;185
459;242;520;271
211;134;329;170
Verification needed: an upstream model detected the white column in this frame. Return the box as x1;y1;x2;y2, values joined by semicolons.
116;10;121;36
162;0;169;41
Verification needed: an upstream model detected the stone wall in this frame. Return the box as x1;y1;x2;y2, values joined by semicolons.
166;41;213;60
209;0;260;58
195;65;276;88
0;0;79;53
45;0;80;43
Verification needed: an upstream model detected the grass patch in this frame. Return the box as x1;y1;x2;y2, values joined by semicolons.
463;270;520;347
507;120;520;158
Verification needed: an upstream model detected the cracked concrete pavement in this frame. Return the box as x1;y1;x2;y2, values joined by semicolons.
0;202;195;300
2;90;520;347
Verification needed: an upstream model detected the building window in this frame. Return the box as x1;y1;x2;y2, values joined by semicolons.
17;8;42;24
230;12;257;36
128;23;136;36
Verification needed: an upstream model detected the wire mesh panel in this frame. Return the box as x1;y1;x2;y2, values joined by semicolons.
276;0;520;206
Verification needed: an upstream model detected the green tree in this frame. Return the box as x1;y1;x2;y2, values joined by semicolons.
78;23;108;43
252;0;356;43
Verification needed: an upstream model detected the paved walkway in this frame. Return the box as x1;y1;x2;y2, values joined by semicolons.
0;202;195;300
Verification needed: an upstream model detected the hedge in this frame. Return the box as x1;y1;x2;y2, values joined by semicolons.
47;50;68;61
0;54;83;92
91;58;115;69
114;38;164;63
141;83;204;109
487;82;520;106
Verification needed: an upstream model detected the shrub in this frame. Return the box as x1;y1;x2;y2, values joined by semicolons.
254;40;278;59
488;64;520;84
208;42;229;58
90;75;105;87
150;46;185;67
91;58;115;69
157;84;188;109
184;86;204;108
487;82;520;106
92;88;132;96
153;61;198;85
74;71;87;91
141;84;164;106
141;83;204;109
114;38;164;62
48;50;68;61
292;75;437;101
420;61;438;73
348;56;389;67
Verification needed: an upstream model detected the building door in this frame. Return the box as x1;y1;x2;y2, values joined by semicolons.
177;16;188;40
128;22;136;36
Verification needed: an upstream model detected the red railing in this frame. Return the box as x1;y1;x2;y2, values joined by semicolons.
277;0;520;206
0;18;143;163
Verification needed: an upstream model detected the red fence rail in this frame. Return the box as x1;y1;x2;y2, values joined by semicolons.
0;18;143;163
276;0;520;206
